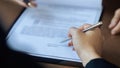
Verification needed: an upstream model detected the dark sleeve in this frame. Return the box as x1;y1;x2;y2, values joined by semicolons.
0;27;42;68
85;58;118;68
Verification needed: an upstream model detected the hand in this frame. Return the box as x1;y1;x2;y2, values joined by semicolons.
11;0;37;7
109;8;120;35
68;24;103;66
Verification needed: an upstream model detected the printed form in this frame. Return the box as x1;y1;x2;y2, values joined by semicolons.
7;0;102;62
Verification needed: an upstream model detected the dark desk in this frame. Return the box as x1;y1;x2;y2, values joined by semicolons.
0;0;120;68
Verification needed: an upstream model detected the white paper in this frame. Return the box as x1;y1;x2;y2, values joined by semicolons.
7;0;102;62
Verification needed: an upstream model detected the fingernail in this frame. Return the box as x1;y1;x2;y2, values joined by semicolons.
24;0;37;8
28;2;37;8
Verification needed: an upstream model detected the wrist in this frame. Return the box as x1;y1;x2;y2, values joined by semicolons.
77;49;102;66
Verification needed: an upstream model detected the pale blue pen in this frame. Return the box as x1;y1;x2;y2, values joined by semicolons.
60;22;103;43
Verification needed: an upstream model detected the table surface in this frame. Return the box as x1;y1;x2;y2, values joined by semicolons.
0;0;120;68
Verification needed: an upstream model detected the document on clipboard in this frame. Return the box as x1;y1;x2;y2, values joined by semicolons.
6;0;103;62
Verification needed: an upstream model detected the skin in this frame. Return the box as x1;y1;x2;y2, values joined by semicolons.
11;0;37;7
6;0;120;66
11;1;120;35
109;8;120;35
68;24;103;66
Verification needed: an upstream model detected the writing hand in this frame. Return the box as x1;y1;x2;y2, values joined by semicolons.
68;24;103;66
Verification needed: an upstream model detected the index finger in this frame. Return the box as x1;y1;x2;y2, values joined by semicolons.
109;9;120;29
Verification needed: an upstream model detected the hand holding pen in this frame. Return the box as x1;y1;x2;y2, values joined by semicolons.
67;22;103;66
11;0;37;8
61;22;103;43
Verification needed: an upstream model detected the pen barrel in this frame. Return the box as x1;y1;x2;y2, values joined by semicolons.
82;22;102;32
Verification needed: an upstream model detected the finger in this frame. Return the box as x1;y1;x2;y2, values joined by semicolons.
83;24;92;29
78;25;85;30
68;27;76;40
27;0;37;7
78;24;92;31
81;24;93;33
69;27;81;36
13;0;28;7
68;33;72;37
109;9;120;29
68;41;73;46
69;27;78;36
69;24;91;37
111;21;120;35
82;24;101;36
13;0;37;7
69;27;85;46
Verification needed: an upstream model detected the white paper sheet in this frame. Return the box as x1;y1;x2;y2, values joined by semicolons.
7;0;102;62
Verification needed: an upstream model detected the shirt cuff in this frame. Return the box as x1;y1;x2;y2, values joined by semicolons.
85;58;118;68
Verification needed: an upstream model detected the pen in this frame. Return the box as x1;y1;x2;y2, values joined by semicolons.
60;21;103;43
23;0;36;7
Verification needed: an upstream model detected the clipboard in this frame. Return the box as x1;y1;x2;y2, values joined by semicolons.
6;0;103;67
